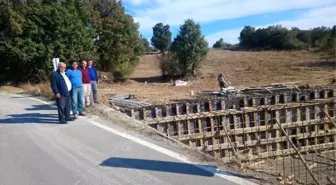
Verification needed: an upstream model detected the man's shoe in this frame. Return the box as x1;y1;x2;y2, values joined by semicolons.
59;121;68;124
94;101;99;104
66;117;75;121
79;112;86;116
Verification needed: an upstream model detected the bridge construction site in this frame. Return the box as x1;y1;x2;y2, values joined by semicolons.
111;84;336;185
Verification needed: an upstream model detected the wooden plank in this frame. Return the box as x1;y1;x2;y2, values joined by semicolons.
176;119;336;141
206;130;336;150
161;118;336;138
109;99;151;108
144;101;334;123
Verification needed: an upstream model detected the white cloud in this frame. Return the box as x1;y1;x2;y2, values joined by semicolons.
123;0;148;6
129;0;335;32
274;6;336;29
205;6;336;46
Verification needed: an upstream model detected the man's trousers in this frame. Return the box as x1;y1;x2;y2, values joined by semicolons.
56;92;71;123
82;83;92;106
90;81;98;103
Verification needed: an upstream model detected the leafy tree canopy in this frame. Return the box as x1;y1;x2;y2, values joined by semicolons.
0;0;145;83
0;0;94;83
151;23;172;53
238;25;336;50
169;19;208;77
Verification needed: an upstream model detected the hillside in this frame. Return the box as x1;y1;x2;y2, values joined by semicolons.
99;49;336;104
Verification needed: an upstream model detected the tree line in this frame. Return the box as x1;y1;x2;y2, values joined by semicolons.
212;25;336;50
1;0;333;84
0;0;209;83
0;0;148;83
147;23;336;79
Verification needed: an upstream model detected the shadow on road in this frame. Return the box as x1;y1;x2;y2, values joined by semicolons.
0;113;59;124
100;157;261;181
100;157;215;177
25;104;57;111
0;103;59;124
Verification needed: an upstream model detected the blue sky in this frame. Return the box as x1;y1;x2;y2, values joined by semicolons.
121;0;336;46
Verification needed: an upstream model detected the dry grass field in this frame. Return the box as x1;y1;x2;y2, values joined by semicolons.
2;49;334;105
99;49;336;104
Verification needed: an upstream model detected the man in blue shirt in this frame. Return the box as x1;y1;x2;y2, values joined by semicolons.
66;61;85;118
50;62;74;124
87;59;99;104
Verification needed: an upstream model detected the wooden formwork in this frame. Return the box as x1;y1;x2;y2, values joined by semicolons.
118;86;336;162
126;87;336;121
146;101;336;162
112;86;336;184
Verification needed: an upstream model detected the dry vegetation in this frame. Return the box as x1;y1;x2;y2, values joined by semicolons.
1;49;334;105
99;49;336;104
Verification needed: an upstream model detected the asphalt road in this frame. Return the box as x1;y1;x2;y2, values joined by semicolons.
0;93;250;185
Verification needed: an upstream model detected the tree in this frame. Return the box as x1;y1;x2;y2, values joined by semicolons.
170;19;208;77
0;0;146;83
296;30;311;46
323;25;336;50
212;38;235;49
150;23;172;53
0;0;94;83
239;26;256;49
310;26;330;48
331;25;336;37
213;38;225;48
91;0;144;80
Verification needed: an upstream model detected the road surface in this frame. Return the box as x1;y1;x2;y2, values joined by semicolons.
0;93;252;185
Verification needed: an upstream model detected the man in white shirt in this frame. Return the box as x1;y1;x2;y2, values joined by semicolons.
50;62;74;124
61;70;72;91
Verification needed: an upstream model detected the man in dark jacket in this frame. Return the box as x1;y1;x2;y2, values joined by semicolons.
50;62;74;124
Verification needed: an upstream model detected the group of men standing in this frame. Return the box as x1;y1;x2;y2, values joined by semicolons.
51;59;99;124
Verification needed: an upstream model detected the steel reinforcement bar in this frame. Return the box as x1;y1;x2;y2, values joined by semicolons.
142;101;336;163
113;86;336;184
124;86;336;121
